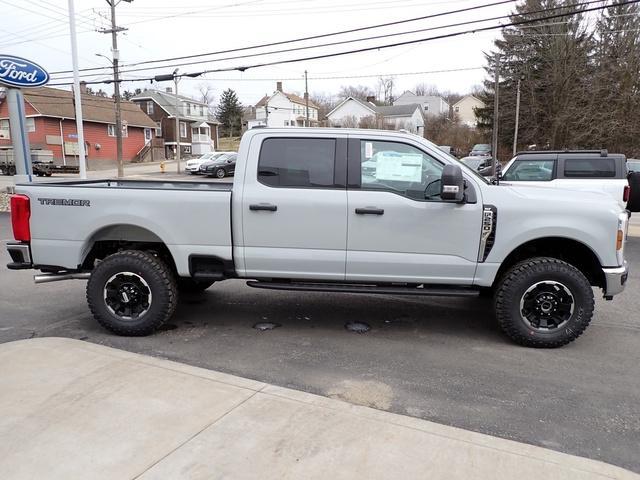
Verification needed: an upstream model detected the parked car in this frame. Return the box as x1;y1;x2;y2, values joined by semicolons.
185;152;232;174
6;128;629;348
500;150;634;211
200;153;237;178
469;143;491;156
459;156;489;171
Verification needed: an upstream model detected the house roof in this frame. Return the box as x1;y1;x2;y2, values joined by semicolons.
395;91;449;106
7;87;156;128
256;90;319;109
452;94;484;107
326;96;377;118
131;89;219;124
374;104;422;117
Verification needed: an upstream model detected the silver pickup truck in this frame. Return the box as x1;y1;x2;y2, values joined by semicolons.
5;128;630;347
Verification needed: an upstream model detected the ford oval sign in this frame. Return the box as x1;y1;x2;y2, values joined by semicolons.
0;55;49;88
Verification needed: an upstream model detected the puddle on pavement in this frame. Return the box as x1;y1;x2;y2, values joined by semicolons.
345;322;370;333
253;322;282;331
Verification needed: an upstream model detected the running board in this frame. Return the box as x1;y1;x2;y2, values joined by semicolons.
246;281;479;297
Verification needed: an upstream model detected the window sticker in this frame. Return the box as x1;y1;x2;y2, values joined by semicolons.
375;153;423;182
364;142;373;159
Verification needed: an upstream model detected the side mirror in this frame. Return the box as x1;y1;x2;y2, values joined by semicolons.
440;164;465;202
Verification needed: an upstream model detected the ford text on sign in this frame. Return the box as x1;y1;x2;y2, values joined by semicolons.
0;55;49;88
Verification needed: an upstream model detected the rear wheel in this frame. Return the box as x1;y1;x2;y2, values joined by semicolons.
494;257;594;348
86;250;177;336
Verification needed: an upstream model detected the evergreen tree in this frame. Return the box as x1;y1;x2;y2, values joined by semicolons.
476;0;592;157
215;89;243;137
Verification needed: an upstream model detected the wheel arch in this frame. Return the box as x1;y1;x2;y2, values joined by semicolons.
493;236;605;288
80;224;177;273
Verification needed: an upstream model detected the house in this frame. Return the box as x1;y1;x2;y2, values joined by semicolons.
0;86;156;167
452;94;485;127
326;96;425;135
131;88;219;158
249;82;319;128
393;91;449;117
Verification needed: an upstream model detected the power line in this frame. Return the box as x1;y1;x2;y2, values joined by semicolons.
49;0;519;76
47;0;640;87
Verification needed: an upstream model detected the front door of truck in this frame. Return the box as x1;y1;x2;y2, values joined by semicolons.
241;135;348;280
346;138;483;284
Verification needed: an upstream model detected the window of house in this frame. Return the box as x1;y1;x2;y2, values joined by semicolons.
359;140;444;200
199;105;204;116
107;124;128;137
258;137;336;188
146;101;154;115
144;128;152;141
155;121;162;137
1;119;10;139
454;106;460;112
564;158;615;178
179;121;187;138
25;118;35;132
424;104;429;111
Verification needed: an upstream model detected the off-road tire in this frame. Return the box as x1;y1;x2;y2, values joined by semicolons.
494;257;594;348
86;250;177;336
177;277;215;293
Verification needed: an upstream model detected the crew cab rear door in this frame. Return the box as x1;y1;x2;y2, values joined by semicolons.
239;133;348;280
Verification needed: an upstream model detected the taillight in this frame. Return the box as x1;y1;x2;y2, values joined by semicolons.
623;185;630;203
10;194;31;242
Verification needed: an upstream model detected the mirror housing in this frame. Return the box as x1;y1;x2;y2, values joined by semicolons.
440;164;465;202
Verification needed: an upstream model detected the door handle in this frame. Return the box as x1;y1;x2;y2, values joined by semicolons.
249;203;278;212
355;207;384;215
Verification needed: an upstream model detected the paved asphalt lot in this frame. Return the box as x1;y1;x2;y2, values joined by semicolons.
1;211;639;473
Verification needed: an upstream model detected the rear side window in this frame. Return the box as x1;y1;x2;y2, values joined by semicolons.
502;160;554;181
258;138;336;188
564;158;615;178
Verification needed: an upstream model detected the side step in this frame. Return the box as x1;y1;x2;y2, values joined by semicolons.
246;281;479;297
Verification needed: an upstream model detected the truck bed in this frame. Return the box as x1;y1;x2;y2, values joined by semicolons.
15;178;234;276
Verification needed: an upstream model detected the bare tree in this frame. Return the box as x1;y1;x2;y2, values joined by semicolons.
377;76;395;105
338;85;375;101
197;83;216;115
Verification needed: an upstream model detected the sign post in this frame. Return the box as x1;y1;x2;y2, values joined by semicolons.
0;55;50;183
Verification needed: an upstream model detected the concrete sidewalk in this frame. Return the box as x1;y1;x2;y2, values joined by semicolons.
0;338;636;479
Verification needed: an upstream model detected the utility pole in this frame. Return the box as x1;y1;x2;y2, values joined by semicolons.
491;53;500;177
100;0;131;178
264;96;269;126
174;73;181;173
512;75;522;157
68;0;87;179
304;70;309;127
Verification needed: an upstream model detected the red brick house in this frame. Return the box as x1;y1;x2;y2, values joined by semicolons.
0;86;157;168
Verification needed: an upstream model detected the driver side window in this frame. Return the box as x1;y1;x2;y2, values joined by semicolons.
359;140;444;200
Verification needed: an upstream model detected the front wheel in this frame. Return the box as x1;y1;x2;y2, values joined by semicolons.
86;250;177;336
494;257;594;348
215;168;226;178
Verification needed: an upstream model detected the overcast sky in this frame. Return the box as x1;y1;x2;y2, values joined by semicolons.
1;0;515;105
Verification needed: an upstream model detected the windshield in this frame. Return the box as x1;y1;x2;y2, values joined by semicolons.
472;144;491;152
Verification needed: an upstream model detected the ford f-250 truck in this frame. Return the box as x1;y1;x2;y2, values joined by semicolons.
5;128;630;347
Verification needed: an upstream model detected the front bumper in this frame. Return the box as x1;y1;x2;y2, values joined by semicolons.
602;261;629;298
6;242;32;270
185;165;201;172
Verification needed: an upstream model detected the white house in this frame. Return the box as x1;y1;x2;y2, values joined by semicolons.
452;94;485;127
326;97;425;135
249;82;319;128
394;91;449;117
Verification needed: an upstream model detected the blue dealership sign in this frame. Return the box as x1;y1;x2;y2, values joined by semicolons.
0;54;49;88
